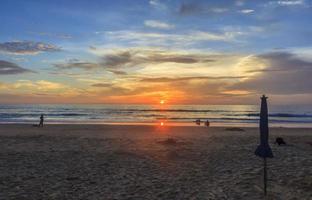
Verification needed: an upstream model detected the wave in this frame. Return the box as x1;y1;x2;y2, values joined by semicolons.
58;113;88;116
156;117;312;123
109;109;235;113
247;113;312;118
137;114;167;117
0;113;88;118
158;117;256;121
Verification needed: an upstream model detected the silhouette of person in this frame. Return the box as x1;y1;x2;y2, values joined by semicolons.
205;120;210;127
39;114;44;127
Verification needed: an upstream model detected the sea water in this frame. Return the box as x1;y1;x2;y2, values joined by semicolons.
1;104;312;127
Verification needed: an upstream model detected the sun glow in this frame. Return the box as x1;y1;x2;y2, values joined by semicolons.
160;100;165;104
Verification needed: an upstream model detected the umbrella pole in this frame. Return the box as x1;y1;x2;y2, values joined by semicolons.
264;157;267;196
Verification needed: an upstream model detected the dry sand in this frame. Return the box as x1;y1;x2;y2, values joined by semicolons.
0;124;311;200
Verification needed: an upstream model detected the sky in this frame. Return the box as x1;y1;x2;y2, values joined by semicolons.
0;0;312;105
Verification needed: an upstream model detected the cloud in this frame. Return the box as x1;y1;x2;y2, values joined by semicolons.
230;51;312;94
276;0;305;6
51;48;259;104
178;2;230;16
0;60;34;75
0;41;61;55
100;49;216;68
107;69;128;75
144;20;175;30
56;49;218;72
54;61;100;70
104;30;242;47
91;83;113;87
11;80;65;91
88;82;133;97
88;73;250;102
0;80;71;96
149;0;167;10
102;51;133;68
140;76;239;100
239;9;255;14
87;77;229;104
235;0;245;6
89;45;97;50
258;51;312;71
0;80;87;103
28;31;72;39
265;0;308;7
139;76;246;83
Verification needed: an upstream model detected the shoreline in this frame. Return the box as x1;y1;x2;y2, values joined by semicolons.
1;124;312;137
1;121;312;128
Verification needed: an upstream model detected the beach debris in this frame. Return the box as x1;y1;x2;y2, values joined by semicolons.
255;95;273;196
225;127;245;132
275;137;286;145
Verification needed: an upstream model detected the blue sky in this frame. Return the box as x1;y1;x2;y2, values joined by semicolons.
0;0;312;104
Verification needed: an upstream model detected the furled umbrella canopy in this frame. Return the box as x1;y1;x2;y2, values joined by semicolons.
255;95;273;158
255;95;274;196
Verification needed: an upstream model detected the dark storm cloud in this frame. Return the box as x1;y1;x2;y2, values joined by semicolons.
0;41;61;55
231;51;312;94
0;60;34;75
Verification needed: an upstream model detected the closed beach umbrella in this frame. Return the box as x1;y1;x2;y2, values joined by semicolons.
255;95;273;195
255;95;273;158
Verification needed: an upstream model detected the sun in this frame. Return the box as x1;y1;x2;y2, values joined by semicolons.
160;100;165;104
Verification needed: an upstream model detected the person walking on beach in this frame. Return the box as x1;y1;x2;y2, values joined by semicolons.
39;114;44;127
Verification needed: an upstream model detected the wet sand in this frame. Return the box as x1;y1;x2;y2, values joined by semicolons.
0;124;311;199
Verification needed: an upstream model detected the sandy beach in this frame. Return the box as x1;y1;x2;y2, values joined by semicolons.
0;124;311;200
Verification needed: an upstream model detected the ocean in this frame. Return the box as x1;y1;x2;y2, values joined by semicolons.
1;104;312;127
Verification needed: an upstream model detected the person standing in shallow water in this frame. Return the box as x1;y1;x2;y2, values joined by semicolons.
39;114;44;127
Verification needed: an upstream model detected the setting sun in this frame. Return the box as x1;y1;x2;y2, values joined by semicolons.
160;100;165;104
